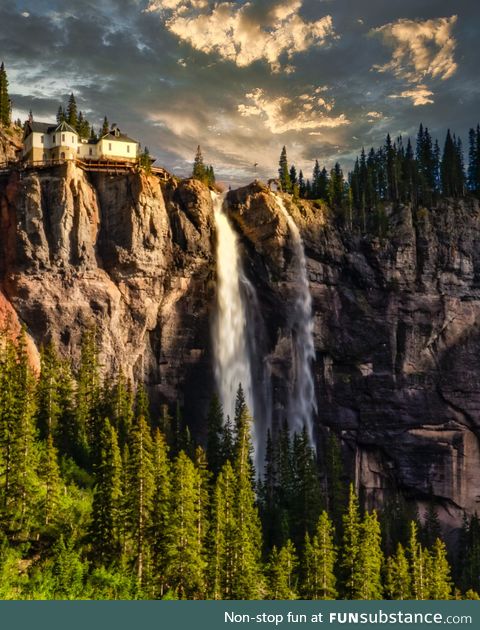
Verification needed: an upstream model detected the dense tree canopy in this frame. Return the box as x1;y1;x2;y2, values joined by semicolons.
0;330;474;599
278;122;479;236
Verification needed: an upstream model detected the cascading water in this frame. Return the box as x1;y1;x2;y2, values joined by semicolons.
211;192;261;466
274;194;317;451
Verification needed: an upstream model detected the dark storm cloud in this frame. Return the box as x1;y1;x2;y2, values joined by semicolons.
1;0;479;185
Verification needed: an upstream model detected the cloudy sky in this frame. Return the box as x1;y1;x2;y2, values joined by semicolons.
1;0;479;185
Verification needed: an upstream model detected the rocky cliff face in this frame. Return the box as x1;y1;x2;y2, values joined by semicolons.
228;182;480;534
1;156;480;534
0;161;217;423
0;125;22;163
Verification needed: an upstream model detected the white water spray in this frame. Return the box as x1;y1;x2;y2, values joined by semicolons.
274;195;317;450
211;192;259;461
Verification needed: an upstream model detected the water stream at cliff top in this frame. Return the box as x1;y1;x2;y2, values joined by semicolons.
274;194;317;451
211;192;259;466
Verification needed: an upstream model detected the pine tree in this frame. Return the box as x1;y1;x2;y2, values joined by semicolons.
305;179;312;199
0;62;11;127
276;420;295;544
278;147;292;193
1;331;39;535
134;383;150;425
441;130;458;197
427;538;452;600
454;135;466;197
289;165;298;197
302;511;337;599
259;429;277;550
290;429;322;547
403;138;417;206
340;484;361;598
325;432;346;531
126;416;155;586
0;337;21;522
105;371;134;448
206;395;225;477
165;451;206;599
298;170;306;198
230;387;264;598
90;419;123;566
221;415;235;464
76;329;101;464
205;165;216;186
311;160;321;198
192;146;206;183
328;162;345;209
385;133;398;202
385;543;411;600
267;540;298;599
460;514;480;593
76;111;90;139
409;521;428;600
318;167;329;200
36;343;62;439
54;359;84;463
260;421;294;552
356;510;384;599
150;429;171;597
41;434;62;528
209;460;237;599
66;93;78;129
467;126;480;196
56;106;66;125
101;116;110;136
194;446;210;562
416;124;436;203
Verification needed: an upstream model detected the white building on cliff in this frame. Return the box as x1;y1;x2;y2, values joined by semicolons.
22;120;139;165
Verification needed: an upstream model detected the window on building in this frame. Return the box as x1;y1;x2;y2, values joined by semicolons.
109;143;112;151
89;148;93;156
53;135;56;144
77;147;80;154
127;145;130;153
72;136;75;143
62;134;65;142
40;135;44;144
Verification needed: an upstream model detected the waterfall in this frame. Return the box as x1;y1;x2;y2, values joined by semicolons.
211;192;261;467
274;194;317;450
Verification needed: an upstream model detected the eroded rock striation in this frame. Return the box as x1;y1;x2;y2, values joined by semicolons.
1;156;480;533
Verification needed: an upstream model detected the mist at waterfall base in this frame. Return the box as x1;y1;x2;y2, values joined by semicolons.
274;195;317;452
211;190;316;473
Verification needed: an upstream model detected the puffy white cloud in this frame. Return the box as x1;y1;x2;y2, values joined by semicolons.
145;0;335;72
238;88;349;134
389;85;434;107
145;0;209;12
372;15;458;83
366;110;383;121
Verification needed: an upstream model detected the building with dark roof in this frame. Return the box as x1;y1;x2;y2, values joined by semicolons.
22;120;139;165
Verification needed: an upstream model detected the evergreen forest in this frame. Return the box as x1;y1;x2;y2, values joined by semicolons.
0;329;479;600
278;123;480;236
